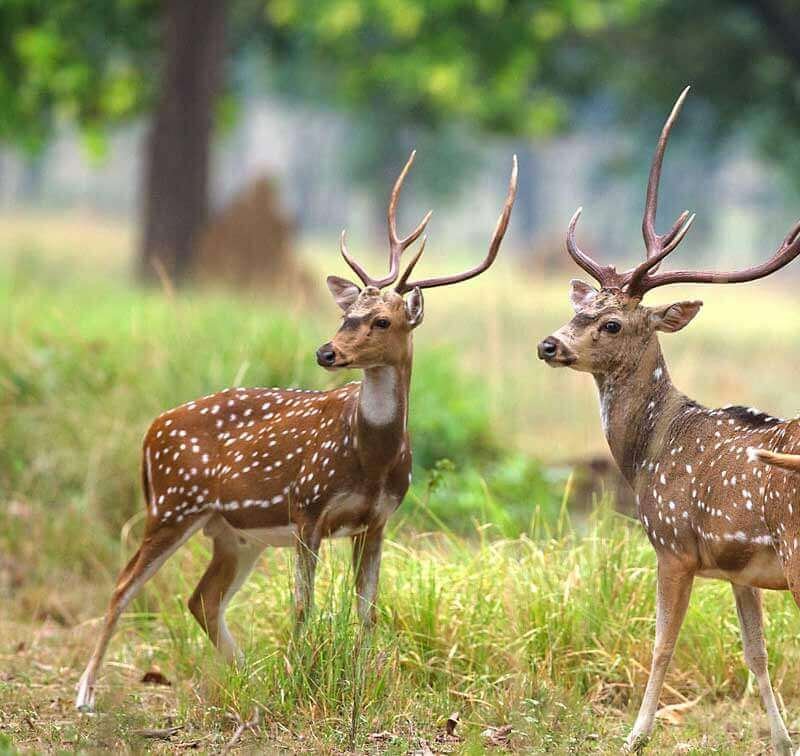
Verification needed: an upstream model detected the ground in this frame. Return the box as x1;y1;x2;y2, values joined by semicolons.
3;213;800;753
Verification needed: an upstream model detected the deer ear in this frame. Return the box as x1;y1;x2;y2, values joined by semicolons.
405;287;424;328
650;300;703;332
327;276;361;311
570;279;598;312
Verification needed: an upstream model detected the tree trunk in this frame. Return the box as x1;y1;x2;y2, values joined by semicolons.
139;0;226;283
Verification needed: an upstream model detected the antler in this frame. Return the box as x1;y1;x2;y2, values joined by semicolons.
563;87;800;298
395;155;518;293
629;219;800;294
625;85;696;294
339;150;432;289
566;206;624;288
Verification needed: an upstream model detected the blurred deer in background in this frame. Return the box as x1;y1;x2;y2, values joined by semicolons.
538;88;800;754
75;151;518;711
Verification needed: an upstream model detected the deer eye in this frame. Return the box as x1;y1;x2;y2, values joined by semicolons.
374;318;391;329
603;321;622;334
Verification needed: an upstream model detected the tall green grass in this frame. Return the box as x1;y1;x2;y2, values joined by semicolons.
61;504;800;752
3;242;800;752
0;251;563;580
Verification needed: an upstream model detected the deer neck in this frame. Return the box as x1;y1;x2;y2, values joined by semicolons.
355;359;411;468
594;338;683;482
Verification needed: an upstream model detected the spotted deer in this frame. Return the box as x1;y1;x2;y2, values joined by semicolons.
537;88;800;754
75;152;518;712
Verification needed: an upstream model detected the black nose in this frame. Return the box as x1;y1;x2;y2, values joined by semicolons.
316;343;336;367
537;338;558;360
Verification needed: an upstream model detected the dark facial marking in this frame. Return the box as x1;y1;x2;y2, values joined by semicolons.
572;313;598;328
340;315;366;331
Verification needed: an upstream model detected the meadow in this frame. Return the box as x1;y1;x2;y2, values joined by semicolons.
2;213;800;753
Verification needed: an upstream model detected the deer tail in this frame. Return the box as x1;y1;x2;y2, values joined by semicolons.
142;445;158;517
747;447;800;472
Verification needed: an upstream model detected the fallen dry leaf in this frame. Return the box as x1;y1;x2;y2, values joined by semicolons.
481;724;512;746
133;725;182;740
367;731;395;742
411;739;435;756
140;667;172;686
445;712;460;737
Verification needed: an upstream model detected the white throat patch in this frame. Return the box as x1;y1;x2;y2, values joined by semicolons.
360;367;399;425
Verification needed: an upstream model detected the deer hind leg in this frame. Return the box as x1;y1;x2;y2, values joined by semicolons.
188;527;264;663
75;514;210;711
352;527;384;626
780;554;800;756
625;559;694;752
294;528;321;625
732;584;792;755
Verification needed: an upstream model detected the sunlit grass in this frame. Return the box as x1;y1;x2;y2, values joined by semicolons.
10;504;793;753
3;218;800;752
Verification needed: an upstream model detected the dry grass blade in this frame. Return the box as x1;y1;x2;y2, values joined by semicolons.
655;695;703;725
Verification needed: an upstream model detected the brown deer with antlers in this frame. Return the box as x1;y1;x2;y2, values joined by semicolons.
75;151;518;711
538;88;800;754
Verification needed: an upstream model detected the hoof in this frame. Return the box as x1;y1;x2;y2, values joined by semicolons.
75;674;96;713
623;732;649;754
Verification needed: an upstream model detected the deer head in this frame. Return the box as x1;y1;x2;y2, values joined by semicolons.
538;87;800;377
317;151;518;370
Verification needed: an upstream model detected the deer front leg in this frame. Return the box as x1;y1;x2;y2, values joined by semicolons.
732;584;792;756
625;559;694;752
781;553;800;756
188;530;264;663
352;527;384;626
294;529;321;625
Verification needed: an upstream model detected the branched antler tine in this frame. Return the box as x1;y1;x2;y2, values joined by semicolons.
565;207;608;285
661;213;696;255
387;150;417;245
662;210;691;248
782;218;800;249
372;151;433;289
625;213;696;294
643;211;692;276
395;235;427;292
388;151;433;249
642;86;691;258
396;209;433;250
633;218;800;294
339;230;373;286
397;155;518;293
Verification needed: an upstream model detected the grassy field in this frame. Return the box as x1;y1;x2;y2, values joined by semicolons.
3;213;800;753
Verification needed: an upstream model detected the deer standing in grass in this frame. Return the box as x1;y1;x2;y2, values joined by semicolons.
538;88;800;754
75;152;518;711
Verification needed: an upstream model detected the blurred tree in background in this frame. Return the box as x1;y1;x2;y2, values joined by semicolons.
1;0;799;281
596;0;800;185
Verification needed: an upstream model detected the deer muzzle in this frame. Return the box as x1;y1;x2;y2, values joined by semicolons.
316;342;338;368
537;337;576;366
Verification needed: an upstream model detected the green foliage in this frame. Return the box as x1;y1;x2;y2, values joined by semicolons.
0;248;564;579
405;455;567;539
263;0;636;136
4;0;800;193
583;0;800;192
0;734;17;756
0;1;159;152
